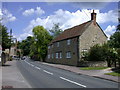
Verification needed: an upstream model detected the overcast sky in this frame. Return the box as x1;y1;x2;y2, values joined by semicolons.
0;2;118;41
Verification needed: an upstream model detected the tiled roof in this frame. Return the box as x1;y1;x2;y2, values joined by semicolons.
49;20;92;45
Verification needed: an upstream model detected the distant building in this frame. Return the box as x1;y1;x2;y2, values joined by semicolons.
46;10;107;66
10;45;17;57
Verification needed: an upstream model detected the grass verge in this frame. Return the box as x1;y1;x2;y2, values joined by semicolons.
80;67;108;70
105;71;120;77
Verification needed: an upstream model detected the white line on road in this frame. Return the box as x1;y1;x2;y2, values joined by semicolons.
60;77;86;88
30;64;34;67
35;66;41;70
43;70;53;75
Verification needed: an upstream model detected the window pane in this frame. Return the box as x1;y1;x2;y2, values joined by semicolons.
56;53;58;58
60;52;62;58
66;52;71;58
67;39;70;45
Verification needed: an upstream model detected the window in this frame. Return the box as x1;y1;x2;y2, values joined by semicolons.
48;46;50;49
67;39;71;45
66;51;71;58
52;53;54;59
56;53;59;58
48;54;50;59
57;42;60;47
59;52;62;59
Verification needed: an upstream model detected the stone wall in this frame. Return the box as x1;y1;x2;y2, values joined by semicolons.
78;61;107;67
79;22;107;61
46;37;79;66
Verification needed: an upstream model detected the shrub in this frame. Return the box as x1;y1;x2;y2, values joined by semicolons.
83;44;118;67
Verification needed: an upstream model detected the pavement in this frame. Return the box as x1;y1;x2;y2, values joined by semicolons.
40;62;119;83
1;60;31;88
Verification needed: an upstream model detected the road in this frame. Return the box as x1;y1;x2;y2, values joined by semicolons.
17;58;118;88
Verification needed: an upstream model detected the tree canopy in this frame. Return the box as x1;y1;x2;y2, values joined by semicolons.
32;26;53;61
49;23;63;38
0;23;11;50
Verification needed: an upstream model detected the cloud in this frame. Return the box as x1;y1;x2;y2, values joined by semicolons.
104;25;116;39
2;9;16;24
18;9;118;41
22;7;45;16
0;9;3;20
97;10;118;24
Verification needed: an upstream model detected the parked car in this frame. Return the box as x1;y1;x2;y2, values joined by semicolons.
12;56;19;60
21;56;26;60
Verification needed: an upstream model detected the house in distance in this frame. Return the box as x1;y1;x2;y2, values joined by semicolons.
46;10;107;66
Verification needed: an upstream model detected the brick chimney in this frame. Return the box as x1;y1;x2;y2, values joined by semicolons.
91;10;96;25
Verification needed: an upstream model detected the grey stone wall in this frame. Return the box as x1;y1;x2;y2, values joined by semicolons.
79;22;107;61
46;37;79;66
78;61;107;67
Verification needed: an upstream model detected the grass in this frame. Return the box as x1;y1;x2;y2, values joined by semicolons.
105;70;120;77
80;67;109;70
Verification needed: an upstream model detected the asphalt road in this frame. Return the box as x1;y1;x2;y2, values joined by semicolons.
17;58;118;88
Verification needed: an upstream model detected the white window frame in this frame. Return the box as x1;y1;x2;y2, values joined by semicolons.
59;52;62;59
56;53;59;59
66;51;71;58
57;42;60;47
52;53;54;59
67;39;71;45
48;54;50;59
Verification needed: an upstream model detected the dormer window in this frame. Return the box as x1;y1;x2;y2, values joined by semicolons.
67;39;70;45
57;42;60;47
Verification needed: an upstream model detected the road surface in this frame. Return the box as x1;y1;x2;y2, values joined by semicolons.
17;58;118;88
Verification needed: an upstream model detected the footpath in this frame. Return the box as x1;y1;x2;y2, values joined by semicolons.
41;62;119;83
1;60;31;88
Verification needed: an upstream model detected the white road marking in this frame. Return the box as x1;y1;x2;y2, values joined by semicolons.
30;64;34;67
43;70;53;75
60;77;86;88
35;66;41;70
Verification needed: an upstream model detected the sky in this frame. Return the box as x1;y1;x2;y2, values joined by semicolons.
0;2;119;41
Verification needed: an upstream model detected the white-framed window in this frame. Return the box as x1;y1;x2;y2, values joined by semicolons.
52;53;54;59
67;39;71;45
57;42;60;47
48;46;50;49
48;54;50;59
59;52;62;59
56;53;59;58
66;51;71;58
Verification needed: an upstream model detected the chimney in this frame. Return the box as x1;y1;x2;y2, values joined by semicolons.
91;10;97;25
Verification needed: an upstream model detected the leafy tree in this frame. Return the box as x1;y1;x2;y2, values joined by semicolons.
32;26;52;61
108;32;120;48
0;23;11;50
18;36;34;56
49;23;63;38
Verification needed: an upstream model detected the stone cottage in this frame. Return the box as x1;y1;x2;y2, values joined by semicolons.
46;10;107;66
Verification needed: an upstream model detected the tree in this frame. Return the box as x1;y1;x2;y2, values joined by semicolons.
32;26;52;61
18;36;34;56
49;23;63;38
0;23;11;50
